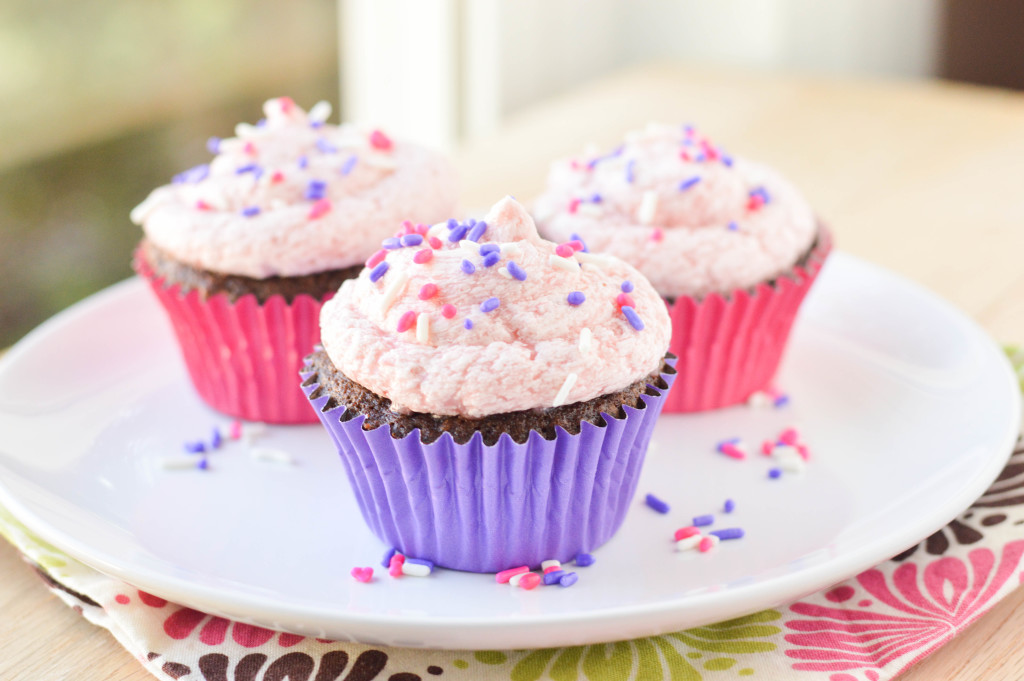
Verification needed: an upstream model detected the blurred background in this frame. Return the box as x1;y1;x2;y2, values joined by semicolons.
1;0;1022;347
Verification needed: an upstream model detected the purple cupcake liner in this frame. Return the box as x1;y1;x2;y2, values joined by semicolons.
301;358;676;573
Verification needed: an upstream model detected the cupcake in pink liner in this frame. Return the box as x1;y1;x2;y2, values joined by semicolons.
301;197;675;572
131;97;457;423
534;123;831;412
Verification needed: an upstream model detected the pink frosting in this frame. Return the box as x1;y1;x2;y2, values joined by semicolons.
319;197;671;417
533;123;817;299
130;97;457;278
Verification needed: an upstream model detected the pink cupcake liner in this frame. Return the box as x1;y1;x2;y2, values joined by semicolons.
301;359;676;573
663;229;832;413
135;253;329;424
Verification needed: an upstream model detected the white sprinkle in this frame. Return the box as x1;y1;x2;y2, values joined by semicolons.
501;243;524;258
553;373;579;408
581;263;602;274
548;255;579;274
704;534;721;549
576;203;603;218
416;313;430;344
508;571;529;587
459;239;481;253
779;457;806;473
579;328;593;354
426;221;447;238
401;561;432;577
746;391;773;409
379;272;410;315
235;122;259;137
637;190;659;225
250;447;294;465
242;422;267;444
575;252;616;267
498;267;512;279
675;535;703;552
308;100;333;123
541;560;561;570
159;456;200;470
772;445;802;461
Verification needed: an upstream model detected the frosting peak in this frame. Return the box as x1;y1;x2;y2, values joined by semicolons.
319;197;671;417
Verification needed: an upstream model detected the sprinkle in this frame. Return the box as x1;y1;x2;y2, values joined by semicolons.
207;137;220;153
779;428;800;445
710;528;745;540
728;221;739;231
369;262;390;282
543;570;566;586
297;155;308;169
416;313;430;343
366;249;387;269
621;306;645;330
724;499;736;513
621;281;634;293
241;206;261;217
575;251;616;267
441;304;456;319
211;428;223;449
479;243;500;255
242;421;266;442
778;456;806;473
497;267;511;279
480;297;500;313
351;567;373;583
693;514;714;527
768;468;782;479
428;236;443;249
508;572;529;587
250;448;294;465
637;190;659;225
308;100;331;123
625;158;637;183
466;221;488;242
575;553;595;567
316;137;338;154
464;319;474;330
555;244;575;258
559;572;579;588
496;566;529;584
552;373;578;407
568;198;581;214
340;155;358;175
483;252;501;268
229;420;242;440
159;456;200;470
460;259;476;275
675;526;700;541
774;394;790;408
590;193;603;203
578;327;593;353
402;558;434;577
676;535;702;552
243;141;257;155
720;443;746;460
747;194;765;211
549;255;579;273
381;548;399;568
645;494;670;514
308;199;332;220
541;560;562;571
519;573;542;590
195;200;212;211
388;554;405;577
459;239;481;254
722;155;734;167
698;536;718;553
173;164;210;184
235;162;260;175
569;233;589;253
650;228;664;242
185;441;205;454
196;458;209;471
449;224;469;242
369;129;393;150
401;234;424;247
679;176;702;191
397;310;417;333
270;171;285;184
446;218;459;230
418;283;437;300
506;261;527;281
413;249;433;264
616;292;635;309
305;179;327;200
382;237;402;250
567;291;586;306
761;440;775;456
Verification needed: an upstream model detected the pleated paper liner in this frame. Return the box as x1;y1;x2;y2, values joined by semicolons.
301;358;677;573
664;228;833;413
135;252;330;424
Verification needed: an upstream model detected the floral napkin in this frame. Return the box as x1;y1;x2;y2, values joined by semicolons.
3;349;1024;681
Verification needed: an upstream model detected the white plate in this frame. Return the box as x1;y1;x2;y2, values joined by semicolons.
0;252;1018;650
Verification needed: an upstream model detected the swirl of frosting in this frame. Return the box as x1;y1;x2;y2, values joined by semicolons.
319;197;671;417
130;97;457;278
533;123;817;299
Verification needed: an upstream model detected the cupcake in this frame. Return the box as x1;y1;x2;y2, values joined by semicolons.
534;123;831;412
302;197;675;572
131;97;457;423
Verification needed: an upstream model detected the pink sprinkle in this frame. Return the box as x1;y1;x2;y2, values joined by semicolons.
797;444;810;460
388;554;404;577
779;428;800;446
568;198;581;214
615;293;635;309
229;420;242;440
369;129;393;151
651;228;664;242
270;171;285;184
366;249;387;268
419;283;438;300
761;440;774;456
555;244;574;258
519;573;541;590
243;141;257;155
543;565;561;574
698;537;715;553
680;151;691;162
415;223;429;235
350;567;373;583
428;236;443;250
441;304;457;319
413;249;433;264
496;566;529;584
674;526;700;541
567;240;584;252
400;220;414;236
704;147;719;161
570;160;581;170
748;194;765;211
721;444;746;460
396;311;417;333
278;96;296;113
308;199;332;220
196;200;212;211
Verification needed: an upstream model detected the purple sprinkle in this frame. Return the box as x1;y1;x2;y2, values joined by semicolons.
466;221;488;242
679;176;702;192
710;528;745;540
574;553;595;567
316;137;338;153
448;224;469;242
401;234;424;247
172;164;210;184
482;252;501;268
590;193;602;203
716;437;742;453
340;155;358;175
645;493;670;514
211;429;223;449
256;118;267;127
569;233;589;253
559;572;579;588
479;244;500;256
207;137;221;154
369;262;389;282
621;306;645;331
625;159;637;184
695;153;706;163
197;458;209;471
241;206;261;217
305;179;327;200
507;261;527;281
381;547;398;568
750;186;771;203
693;514;714;527
728;221;739;231
297;155;309;169
460;259;476;275
184;441;205;454
381;237;402;250
722;155;734;167
621;280;634;293
684;124;694;134
464;319;474;330
480;297;500;313
446;218;459;230
768;468;782;479
467;218;477;227
567;291;586;306
405;557;434;570
724;499;736;513
311;120;324;129
774;394;790;408
543;570;566;586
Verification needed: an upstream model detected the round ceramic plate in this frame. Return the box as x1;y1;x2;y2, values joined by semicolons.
0;252;1018;650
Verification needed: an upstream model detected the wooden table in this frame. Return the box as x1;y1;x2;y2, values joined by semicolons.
3;63;1024;680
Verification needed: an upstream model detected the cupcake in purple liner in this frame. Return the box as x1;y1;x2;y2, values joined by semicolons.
302;197;674;572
